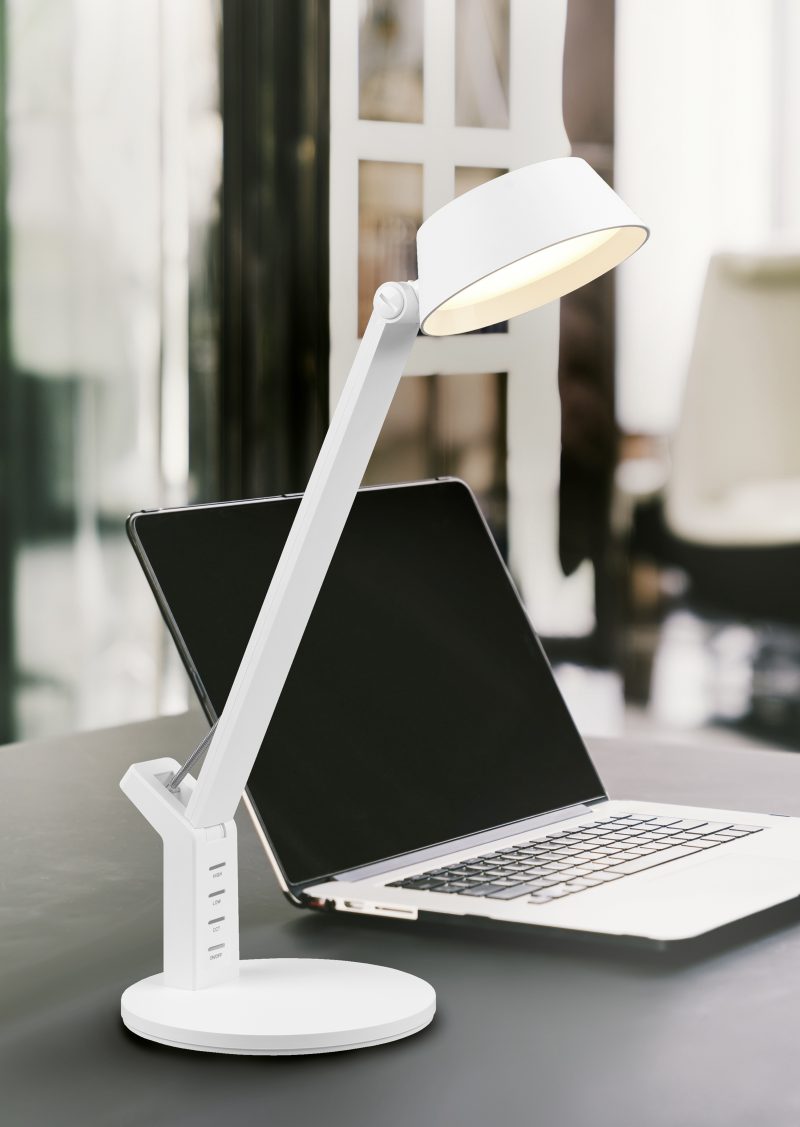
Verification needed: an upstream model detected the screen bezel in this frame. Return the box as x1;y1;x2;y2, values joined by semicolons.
128;479;606;895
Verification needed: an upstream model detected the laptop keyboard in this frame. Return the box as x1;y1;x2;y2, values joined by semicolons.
385;813;763;905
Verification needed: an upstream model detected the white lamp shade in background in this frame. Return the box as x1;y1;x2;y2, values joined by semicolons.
417;157;648;336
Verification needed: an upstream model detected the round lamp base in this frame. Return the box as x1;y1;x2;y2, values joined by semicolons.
121;958;436;1055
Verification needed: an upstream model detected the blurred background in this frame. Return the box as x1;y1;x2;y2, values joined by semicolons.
1;0;799;755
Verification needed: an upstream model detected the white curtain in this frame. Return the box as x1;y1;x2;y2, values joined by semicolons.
615;0;800;435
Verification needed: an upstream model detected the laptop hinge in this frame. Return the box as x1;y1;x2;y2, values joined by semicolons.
334;801;599;884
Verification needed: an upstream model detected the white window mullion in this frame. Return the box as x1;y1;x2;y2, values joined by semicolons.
508;0;570;157
422;0;455;219
504;0;593;634
329;0;361;405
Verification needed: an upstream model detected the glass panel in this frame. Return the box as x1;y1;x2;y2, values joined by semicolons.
436;372;508;543
454;165;505;197
358;160;422;336
455;0;510;129
359;0;424;123
364;372;508;547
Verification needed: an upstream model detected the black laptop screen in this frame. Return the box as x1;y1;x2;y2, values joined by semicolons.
130;480;605;885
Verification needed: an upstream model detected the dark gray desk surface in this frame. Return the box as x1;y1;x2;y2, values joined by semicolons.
3;713;800;1126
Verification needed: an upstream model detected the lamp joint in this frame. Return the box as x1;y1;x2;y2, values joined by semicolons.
372;281;420;325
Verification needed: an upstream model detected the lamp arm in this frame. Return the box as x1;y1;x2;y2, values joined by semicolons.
185;282;420;829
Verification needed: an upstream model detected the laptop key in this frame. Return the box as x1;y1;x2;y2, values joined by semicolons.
487;882;551;900
458;883;509;897
608;844;699;875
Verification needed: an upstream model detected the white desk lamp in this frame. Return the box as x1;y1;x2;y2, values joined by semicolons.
121;157;647;1055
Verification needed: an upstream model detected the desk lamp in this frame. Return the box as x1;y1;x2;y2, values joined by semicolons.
121;157;647;1054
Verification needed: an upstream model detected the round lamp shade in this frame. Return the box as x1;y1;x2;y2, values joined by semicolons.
416;157;648;336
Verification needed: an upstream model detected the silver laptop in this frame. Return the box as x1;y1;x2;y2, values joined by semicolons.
129;479;800;946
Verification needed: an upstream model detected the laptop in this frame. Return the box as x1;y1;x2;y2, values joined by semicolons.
128;478;800;946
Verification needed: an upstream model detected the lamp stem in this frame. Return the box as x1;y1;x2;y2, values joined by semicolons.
185;282;420;830
121;757;240;990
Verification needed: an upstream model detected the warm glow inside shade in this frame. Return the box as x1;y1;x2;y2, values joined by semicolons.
416;158;649;337
440;229;618;311
424;227;644;335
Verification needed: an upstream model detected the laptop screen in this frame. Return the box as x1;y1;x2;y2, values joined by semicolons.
130;479;605;885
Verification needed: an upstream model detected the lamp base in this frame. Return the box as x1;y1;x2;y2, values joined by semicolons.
121;958;436;1055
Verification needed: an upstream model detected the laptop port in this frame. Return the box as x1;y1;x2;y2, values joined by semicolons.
340;899;418;920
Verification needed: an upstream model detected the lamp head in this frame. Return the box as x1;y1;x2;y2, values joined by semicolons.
416;157;648;336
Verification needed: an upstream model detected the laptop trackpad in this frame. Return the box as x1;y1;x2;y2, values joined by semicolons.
609;855;800;941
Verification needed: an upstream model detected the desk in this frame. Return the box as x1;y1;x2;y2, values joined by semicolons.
3;714;800;1126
